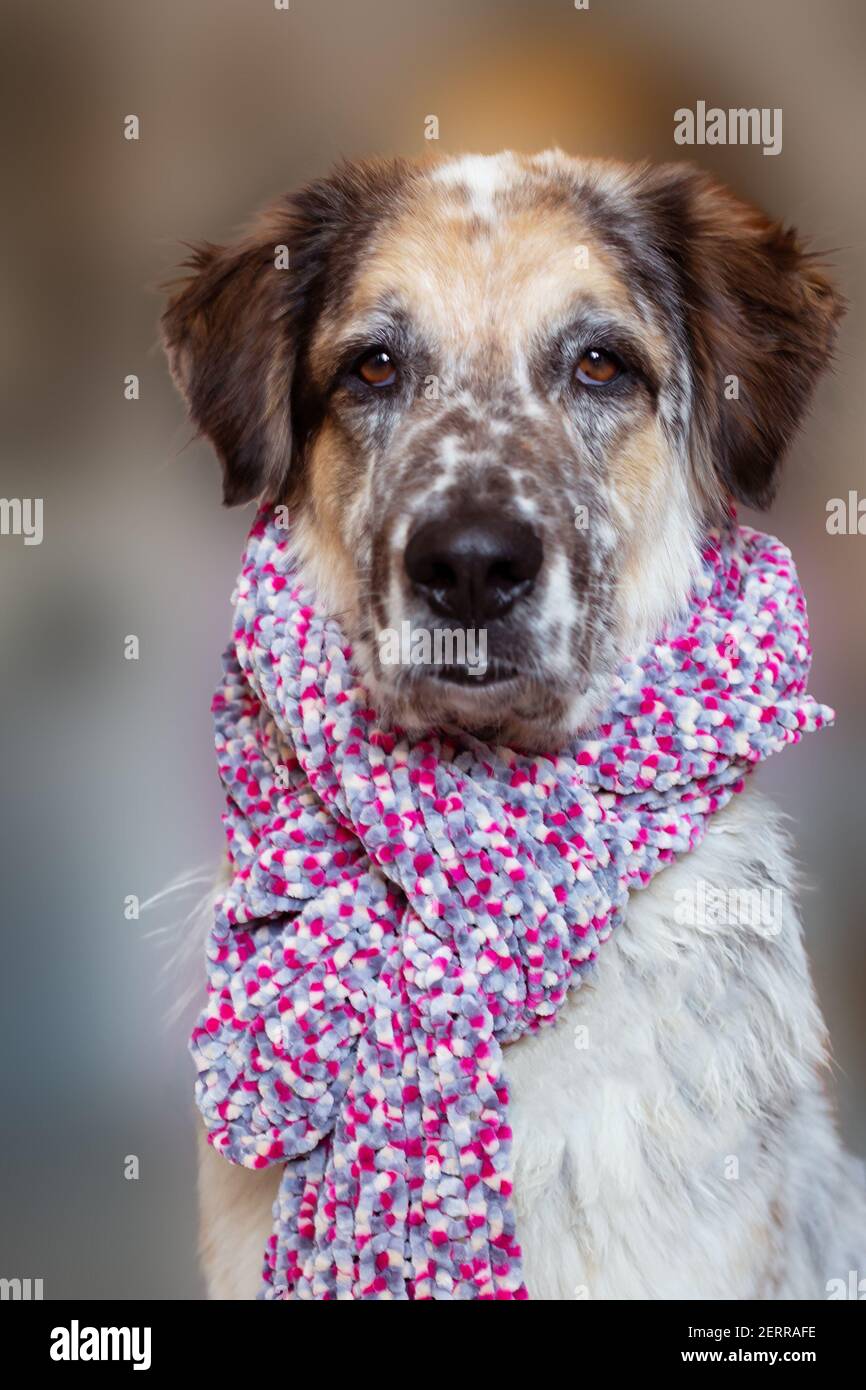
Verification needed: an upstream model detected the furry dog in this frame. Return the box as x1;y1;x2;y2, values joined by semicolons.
163;150;866;1299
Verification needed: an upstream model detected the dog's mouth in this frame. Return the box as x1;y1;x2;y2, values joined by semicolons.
433;658;519;687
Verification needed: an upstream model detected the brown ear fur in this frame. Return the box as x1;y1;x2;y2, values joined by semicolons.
161;238;299;506
161;159;415;507
644;165;844;508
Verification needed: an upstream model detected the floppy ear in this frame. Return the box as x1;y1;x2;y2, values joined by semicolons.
162;159;415;507
644;165;844;508
161;236;300;506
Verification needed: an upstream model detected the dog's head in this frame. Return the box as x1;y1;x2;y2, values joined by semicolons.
162;151;841;749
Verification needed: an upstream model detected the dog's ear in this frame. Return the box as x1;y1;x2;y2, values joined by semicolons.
162;159;415;506
641;165;844;508
161;235;301;506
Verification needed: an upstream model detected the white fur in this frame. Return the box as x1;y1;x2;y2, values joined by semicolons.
196;786;866;1299
432;153;516;220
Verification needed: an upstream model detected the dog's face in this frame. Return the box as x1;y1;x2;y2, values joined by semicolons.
163;151;840;748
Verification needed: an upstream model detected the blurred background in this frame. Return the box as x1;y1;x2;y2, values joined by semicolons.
0;0;863;1299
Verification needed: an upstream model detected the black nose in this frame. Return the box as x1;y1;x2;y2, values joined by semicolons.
404;512;543;623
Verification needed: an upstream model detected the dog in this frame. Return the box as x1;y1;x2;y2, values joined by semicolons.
163;150;866;1299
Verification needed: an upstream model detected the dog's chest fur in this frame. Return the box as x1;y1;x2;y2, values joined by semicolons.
198;785;866;1299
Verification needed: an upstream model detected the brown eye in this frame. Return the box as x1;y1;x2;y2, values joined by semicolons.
355;349;397;387
575;348;621;386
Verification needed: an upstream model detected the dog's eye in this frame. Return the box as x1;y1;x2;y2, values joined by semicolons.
354;349;398;388
575;348;621;386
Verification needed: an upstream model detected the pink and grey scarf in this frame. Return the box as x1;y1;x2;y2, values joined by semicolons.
190;506;832;1299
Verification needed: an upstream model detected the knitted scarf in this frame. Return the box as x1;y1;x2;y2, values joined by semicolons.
190;506;832;1300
